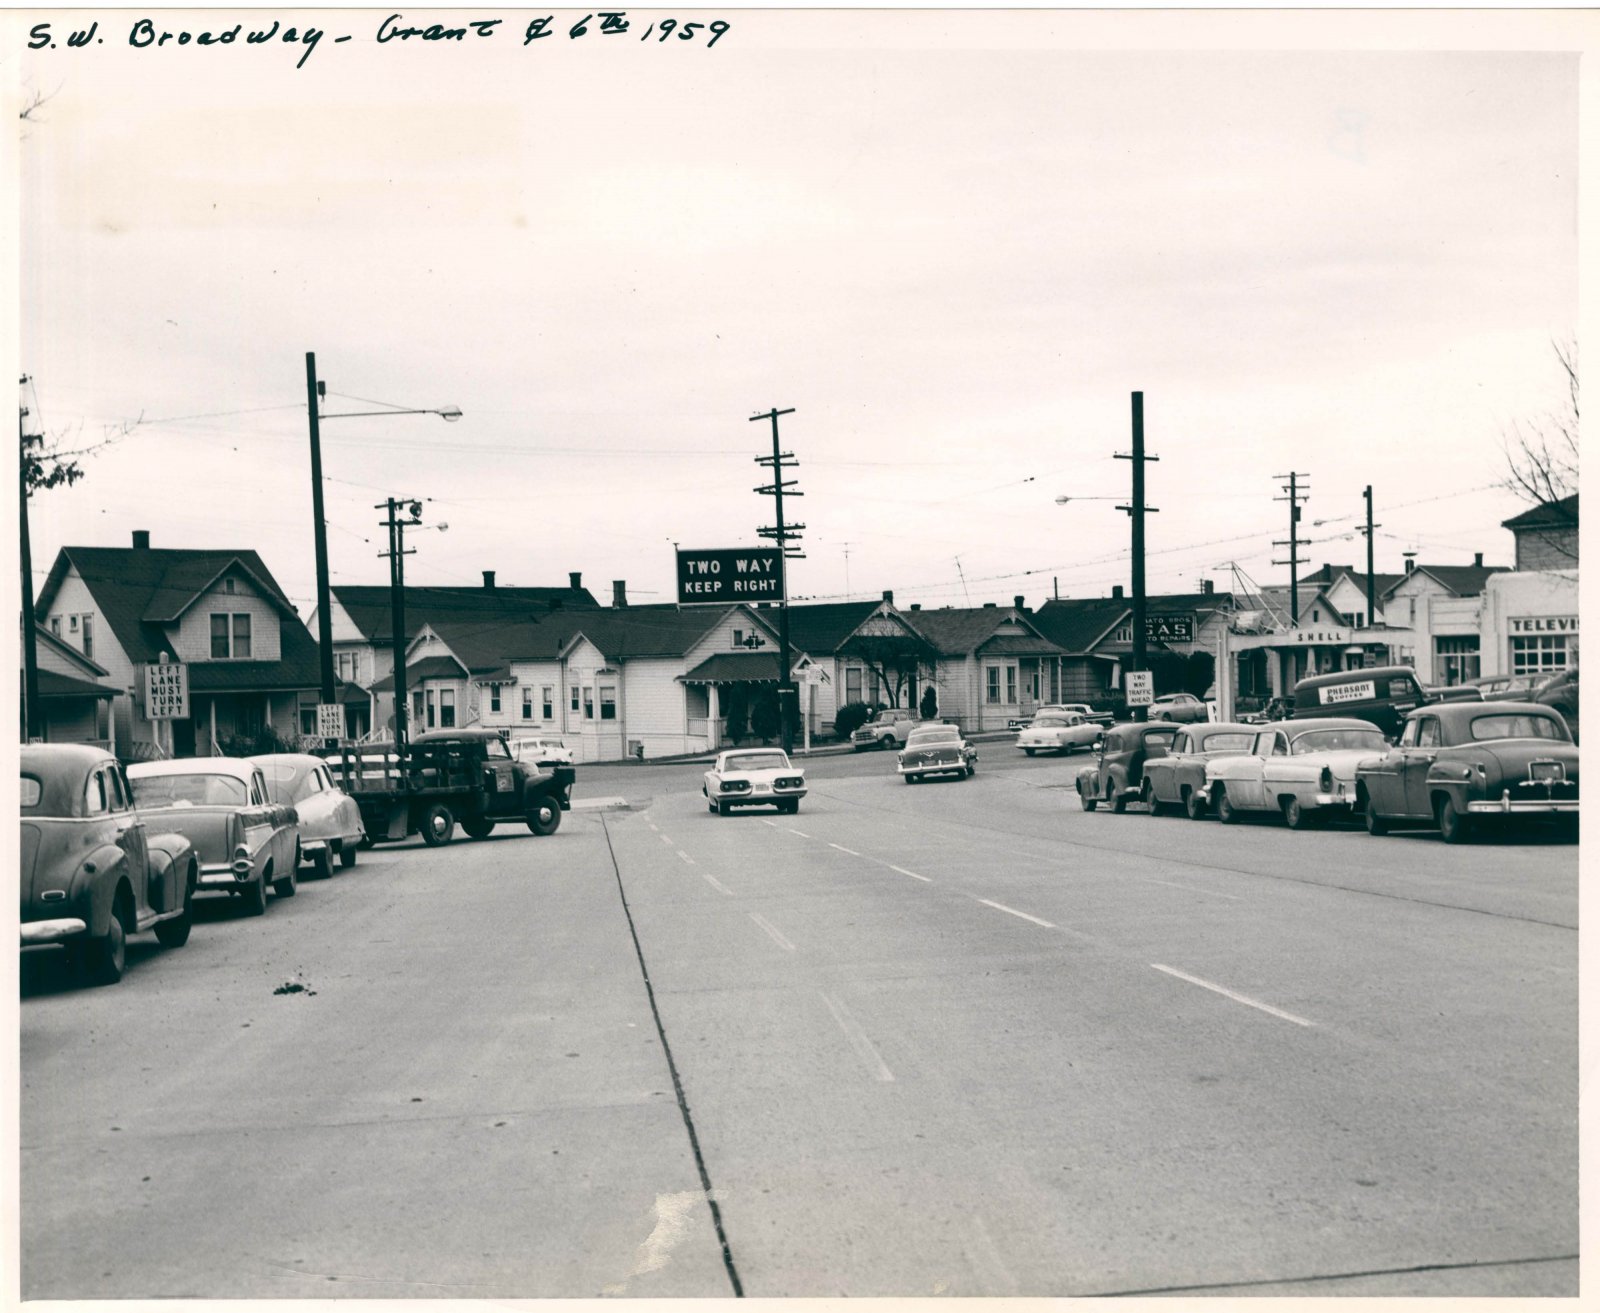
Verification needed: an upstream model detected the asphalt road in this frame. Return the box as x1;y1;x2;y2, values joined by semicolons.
19;743;1578;1297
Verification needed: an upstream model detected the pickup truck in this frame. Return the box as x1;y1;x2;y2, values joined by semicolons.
326;728;576;846
850;708;924;751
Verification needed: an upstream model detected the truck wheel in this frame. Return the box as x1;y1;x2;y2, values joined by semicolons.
420;804;456;846
881;735;898;750
340;844;358;869
154;865;195;948
312;847;335;878
461;817;495;840
526;801;561;836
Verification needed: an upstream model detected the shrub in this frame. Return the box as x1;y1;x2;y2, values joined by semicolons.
749;690;781;743
832;700;876;740
919;685;939;720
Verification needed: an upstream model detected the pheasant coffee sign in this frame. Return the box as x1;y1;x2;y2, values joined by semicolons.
675;548;783;605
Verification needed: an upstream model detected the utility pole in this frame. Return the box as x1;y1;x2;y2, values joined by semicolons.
1272;472;1311;625
1359;485;1381;628
305;352;336;714
752;406;803;754
1115;392;1159;720
19;382;42;742
377;498;420;757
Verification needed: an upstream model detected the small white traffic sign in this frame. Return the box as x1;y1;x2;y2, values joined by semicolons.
317;703;344;740
145;661;189;719
1125;670;1154;706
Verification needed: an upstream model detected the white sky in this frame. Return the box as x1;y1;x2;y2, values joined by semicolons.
10;10;1589;617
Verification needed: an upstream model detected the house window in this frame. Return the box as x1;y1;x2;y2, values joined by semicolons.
300;706;318;735
600;685;616;720
732;629;743;647
845;667;863;705
489;685;501;713
81;614;94;660
69;615;78;632
210;612;251;659
224;578;236;594
1005;666;1017;704
1112;623;1132;643
1353;611;1365;628
1511;634;1571;677
1313;608;1321;623
413;690;424;722
986;666;1001;704
522;688;534;720
542;686;554;719
50;616;60;636
583;686;594;719
571;685;581;713
336;652;362;684
1434;636;1480;686
439;688;455;728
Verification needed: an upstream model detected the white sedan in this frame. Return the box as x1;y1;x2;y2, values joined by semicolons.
252;753;366;876
1203;718;1390;829
1017;712;1104;756
703;749;807;816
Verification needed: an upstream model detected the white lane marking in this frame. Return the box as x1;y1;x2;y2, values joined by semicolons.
975;898;1055;928
646;819;658;830
828;843;860;856
699;870;735;897
749;912;796;952
658;834;674;847
787;828;810;839
1151;963;1314;1027
888;864;933;883
677;850;694;865
761;819;779;828
969;1214;1020;1295
601;1189;701;1296
1144;878;1243;902
819;991;895;1082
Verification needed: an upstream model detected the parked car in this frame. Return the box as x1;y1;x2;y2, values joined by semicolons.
1423;683;1483;703
1239;696;1291;725
1075;723;1179;813
1147;692;1209;724
508;735;575;768
126;758;301;915
703;748;807;815
1356;701;1578;843
897;724;978;783
251;753;366;876
1467;674;1540;701
851;708;922;751
1532;668;1579;745
1139;722;1259;818
1203;718;1389;829
21;745;198;985
1016;711;1103;757
1290;665;1426;739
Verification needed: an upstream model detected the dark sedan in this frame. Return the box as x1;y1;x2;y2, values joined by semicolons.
1355;701;1578;843
1139;722;1259;818
1075;723;1178;813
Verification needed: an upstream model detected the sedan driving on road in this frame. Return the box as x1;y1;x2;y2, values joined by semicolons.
1016;711;1103;757
897;725;977;783
703;749;807;816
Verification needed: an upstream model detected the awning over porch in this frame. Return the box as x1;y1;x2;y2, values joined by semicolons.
36;670;117;700
680;652;783;684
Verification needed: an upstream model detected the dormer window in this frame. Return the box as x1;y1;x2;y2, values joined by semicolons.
224;578;236;594
211;612;252;659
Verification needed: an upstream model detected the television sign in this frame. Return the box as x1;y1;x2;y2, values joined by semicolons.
676;547;783;605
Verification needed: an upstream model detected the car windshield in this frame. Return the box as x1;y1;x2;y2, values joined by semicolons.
1468;713;1568;742
129;772;249;807
1198;732;1255;753
485;738;511;759
727;752;789;771
1289;729;1387;754
908;728;959;747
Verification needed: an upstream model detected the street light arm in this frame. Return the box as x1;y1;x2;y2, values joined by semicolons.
320;406;462;421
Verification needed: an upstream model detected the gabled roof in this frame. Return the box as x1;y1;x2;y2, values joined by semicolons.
783;601;885;653
1384;563;1508;599
35;547;321;691
1502;493;1578;530
369;655;468;692
561;605;776;662
892;606;1059;657
33;624;111;679
331;582;601;645
1031;599;1131;653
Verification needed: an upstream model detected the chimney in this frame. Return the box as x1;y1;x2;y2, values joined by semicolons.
1404;553;1416;574
1202;579;1214;595
612;580;627;608
982;601;996;609
568;571;582;591
482;570;496;591
1014;594;1025;610
1112;585;1124;600
910;603;921;611
1474;551;1484;568
882;589;894;605
131;530;150;550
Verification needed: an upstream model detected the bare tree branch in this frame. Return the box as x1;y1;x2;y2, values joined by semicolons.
1500;337;1579;518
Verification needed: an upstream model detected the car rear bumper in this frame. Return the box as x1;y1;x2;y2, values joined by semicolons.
723;791;807;806
1467;798;1579;815
199;862;255;888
